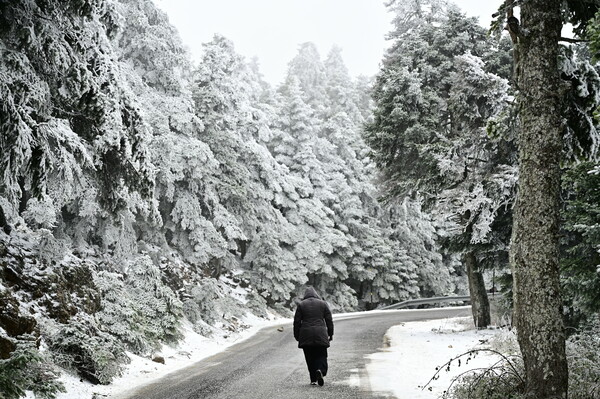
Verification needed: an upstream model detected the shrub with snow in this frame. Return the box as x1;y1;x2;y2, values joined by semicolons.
448;318;600;399
182;278;247;332
48;314;129;385
0;337;64;399
95;255;183;355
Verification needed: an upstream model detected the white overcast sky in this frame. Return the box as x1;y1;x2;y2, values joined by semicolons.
154;0;499;85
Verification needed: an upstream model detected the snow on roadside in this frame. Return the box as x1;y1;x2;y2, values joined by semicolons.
36;313;288;399
34;308;504;399
366;316;501;398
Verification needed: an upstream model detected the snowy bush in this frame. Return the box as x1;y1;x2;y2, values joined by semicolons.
318;280;358;312
448;319;600;399
36;229;70;266
22;198;58;230
48;314;129;385
95;271;149;353
182;279;246;330
567;317;600;399
95;256;183;355
446;351;525;399
437;330;524;399
0;336;64;399
244;290;269;318
122;256;183;343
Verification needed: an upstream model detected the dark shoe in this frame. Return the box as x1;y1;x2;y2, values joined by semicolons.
316;369;324;386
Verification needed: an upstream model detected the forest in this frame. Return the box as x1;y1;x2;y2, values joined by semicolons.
0;0;599;398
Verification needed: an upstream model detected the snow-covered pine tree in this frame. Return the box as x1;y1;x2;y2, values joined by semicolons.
286;42;329;117
271;75;354;307
386;0;449;38
0;0;156;257
386;198;454;298
557;42;600;328
191;36;315;303
496;1;600;395
321;48;419;306
323;46;363;124
366;4;515;326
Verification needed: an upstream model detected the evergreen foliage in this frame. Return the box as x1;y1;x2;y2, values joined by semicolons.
561;161;600;326
0;337;64;399
560;45;600;161
48;314;129;385
365;6;511;203
365;3;516;309
95;255;183;355
0;0;154;216
0;0;528;393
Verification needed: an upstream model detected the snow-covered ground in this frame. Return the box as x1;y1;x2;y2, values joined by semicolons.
39;309;502;399
365;315;501;398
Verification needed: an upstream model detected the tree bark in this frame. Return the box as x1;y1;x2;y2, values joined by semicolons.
18;176;30;215
465;252;490;328
510;0;569;397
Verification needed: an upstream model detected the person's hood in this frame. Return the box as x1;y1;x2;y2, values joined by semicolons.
303;287;321;300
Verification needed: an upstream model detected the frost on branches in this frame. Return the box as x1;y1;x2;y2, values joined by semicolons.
0;0;451;392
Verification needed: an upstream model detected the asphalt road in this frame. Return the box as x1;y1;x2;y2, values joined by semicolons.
114;307;471;399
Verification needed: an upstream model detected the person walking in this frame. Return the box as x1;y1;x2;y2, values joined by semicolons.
293;287;334;386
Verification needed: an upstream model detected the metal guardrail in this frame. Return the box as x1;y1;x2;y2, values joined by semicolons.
378;295;472;310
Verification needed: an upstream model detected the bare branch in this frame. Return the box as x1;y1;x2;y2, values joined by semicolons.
559;37;590;44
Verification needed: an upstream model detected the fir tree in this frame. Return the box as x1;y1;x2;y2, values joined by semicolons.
365;4;516;326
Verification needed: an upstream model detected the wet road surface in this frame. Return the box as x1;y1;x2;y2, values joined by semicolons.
114;307;471;399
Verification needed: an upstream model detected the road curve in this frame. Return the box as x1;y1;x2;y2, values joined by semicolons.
114;307;472;399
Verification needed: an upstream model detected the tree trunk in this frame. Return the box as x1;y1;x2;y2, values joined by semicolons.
18;176;30;215
465;252;490;328
0;205;7;228
510;1;568;397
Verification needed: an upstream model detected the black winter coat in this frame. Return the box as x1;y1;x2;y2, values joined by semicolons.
293;287;334;348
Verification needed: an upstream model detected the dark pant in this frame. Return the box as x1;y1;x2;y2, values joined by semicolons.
302;346;328;382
